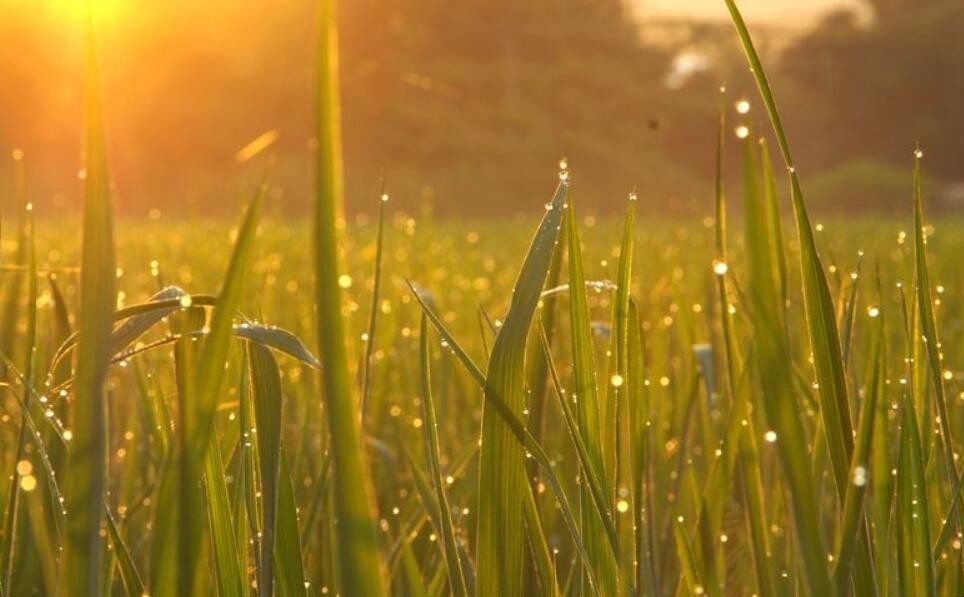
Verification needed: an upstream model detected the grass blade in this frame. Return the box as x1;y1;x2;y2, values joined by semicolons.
565;191;619;595
407;277;603;595
911;148;962;552
417;314;468;597
248;341;284;594
313;0;385;592
104;506;146;597
275;455;309;597
897;400;936;597
60;7;115;593
476;180;567;596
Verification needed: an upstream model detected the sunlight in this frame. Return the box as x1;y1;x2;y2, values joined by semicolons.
47;0;123;25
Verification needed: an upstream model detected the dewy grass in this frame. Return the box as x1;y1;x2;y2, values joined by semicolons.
2;1;964;596
59;6;114;594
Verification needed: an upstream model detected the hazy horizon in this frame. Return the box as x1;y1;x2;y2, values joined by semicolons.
638;0;865;25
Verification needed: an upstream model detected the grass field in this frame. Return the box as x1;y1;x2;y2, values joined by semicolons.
0;1;962;596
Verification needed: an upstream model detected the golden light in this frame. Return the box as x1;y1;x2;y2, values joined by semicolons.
48;0;124;25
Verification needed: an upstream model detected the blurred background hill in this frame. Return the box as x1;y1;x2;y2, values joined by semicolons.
0;0;961;217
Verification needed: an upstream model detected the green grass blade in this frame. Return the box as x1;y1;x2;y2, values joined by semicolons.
191;189;262;462
911;149;962;549
565;192;619;595
203;436;245;597
0;204;36;592
538;326;619;558
248;341;284;594
831;313;882;592
737;127;833;596
314;0;385;592
360;184;388;419
61;7;115;593
523;480;559;596
759;138;788;306
407;278;603;595
476;180;567;596
725;1;856;505
897;400;936;597
417;315;468;597
738;424;776;597
612;194;637;594
275;455;309;597
177;190;260;594
104;505;145;597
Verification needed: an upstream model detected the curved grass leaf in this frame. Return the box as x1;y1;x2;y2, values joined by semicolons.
234;323;321;370
407;276;602;596
476;180;567;596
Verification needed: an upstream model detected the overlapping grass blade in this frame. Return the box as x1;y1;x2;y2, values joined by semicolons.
248;341;284;594
911;149;962;549
0;203;36;591
416;314;468;597
724;2;875;593
724;0;856;506
730;90;832;597
897;400;936;597
104;505;145;596
476;180;567;596
178;189;261;594
565;192;619;595
612;193;637;594
407;277;603;595
275;455;309;597
831;311;881;591
360;184;387;419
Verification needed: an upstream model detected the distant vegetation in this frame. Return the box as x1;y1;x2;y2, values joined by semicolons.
0;0;961;215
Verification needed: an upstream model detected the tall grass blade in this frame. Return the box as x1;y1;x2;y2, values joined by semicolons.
911;149;962;548
60;6;115;593
417;314;468;597
275;455;309;597
0;203;36;592
724;0;856;506
831;313;882;592
407;278;603;595
566;192;619;595
104;506;145;597
897;400;936;597
314;0;385;592
612;193;637;594
360;184;388;419
248;341;284;595
476;180;566;596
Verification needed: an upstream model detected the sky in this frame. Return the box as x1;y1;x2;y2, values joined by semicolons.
637;0;866;26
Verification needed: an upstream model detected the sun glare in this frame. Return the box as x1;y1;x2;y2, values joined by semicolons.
49;0;123;24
